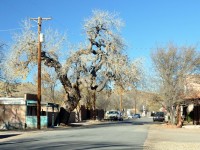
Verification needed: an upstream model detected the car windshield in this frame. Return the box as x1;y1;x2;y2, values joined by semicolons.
108;111;119;114
155;112;164;116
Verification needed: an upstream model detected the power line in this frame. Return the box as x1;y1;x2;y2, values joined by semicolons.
0;26;36;32
0;28;22;32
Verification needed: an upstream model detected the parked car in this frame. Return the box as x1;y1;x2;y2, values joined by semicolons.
127;113;141;119
153;112;165;122
105;110;123;121
133;114;141;118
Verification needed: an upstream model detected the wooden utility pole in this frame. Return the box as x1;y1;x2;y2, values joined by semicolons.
30;17;51;129
119;86;124;112
134;99;136;114
120;91;122;112
93;91;96;120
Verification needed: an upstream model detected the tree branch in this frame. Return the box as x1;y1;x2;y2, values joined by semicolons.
41;51;72;93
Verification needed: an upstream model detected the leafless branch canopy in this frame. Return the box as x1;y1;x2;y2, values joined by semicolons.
152;43;200;117
6;10;142;115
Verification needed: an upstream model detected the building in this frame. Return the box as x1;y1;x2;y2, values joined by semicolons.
179;75;200;125
0;93;59;130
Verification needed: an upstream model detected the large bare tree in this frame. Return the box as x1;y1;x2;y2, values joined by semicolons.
151;43;200;125
7;10;139;123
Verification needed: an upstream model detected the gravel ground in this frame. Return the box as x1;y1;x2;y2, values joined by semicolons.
144;124;200;150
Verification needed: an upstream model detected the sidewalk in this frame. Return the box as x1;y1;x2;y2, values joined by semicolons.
144;124;200;150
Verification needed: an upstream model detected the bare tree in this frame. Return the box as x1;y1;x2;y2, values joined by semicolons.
113;57;143;112
33;67;60;104
151;43;200;125
8;10;143;123
0;42;21;97
96;89;112;111
0;64;20;97
0;41;5;80
79;87;94;109
7;10;140;124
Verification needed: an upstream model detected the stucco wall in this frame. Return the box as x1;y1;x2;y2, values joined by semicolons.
26;116;47;129
0;104;26;129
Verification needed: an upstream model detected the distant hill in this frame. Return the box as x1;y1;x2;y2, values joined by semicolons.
0;81;37;98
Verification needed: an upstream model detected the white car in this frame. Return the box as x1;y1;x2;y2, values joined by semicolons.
128;113;141;119
105;110;123;121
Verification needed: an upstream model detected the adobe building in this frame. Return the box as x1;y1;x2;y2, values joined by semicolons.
0;93;59;130
179;95;200;125
176;75;200;125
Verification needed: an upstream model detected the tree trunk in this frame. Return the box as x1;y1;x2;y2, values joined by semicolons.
93;91;96;120
169;107;175;125
58;107;71;125
176;104;183;128
57;82;81;124
59;95;81;125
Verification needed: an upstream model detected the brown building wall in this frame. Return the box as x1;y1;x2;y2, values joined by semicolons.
0;104;26;129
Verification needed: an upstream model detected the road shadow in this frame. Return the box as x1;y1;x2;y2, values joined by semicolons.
0;139;147;150
0;134;20;139
0;119;164;132
67;118;164;129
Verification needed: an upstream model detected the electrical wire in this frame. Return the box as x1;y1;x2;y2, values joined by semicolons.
0;26;36;32
0;28;22;32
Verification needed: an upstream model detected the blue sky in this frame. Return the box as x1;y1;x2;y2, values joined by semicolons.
1;0;200;73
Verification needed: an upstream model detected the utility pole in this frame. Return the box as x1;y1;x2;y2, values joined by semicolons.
134;90;138;114
120;86;123;112
134;99;136;114
120;92;122;112
30;17;51;129
93;91;96;120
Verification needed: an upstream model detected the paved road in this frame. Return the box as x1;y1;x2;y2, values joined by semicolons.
0;117;153;150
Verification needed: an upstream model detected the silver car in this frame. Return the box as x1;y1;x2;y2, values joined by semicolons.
105;110;123;121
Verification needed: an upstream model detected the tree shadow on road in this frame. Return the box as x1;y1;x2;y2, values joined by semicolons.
0;134;20;139
0;139;146;150
67;119;164;130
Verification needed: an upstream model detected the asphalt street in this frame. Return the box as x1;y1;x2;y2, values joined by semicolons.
0;117;154;150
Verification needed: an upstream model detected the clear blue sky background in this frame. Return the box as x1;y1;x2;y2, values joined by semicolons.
1;0;200;74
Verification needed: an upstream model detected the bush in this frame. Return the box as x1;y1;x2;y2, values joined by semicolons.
186;114;192;123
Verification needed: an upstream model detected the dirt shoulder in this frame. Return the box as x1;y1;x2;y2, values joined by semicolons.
144;124;200;150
